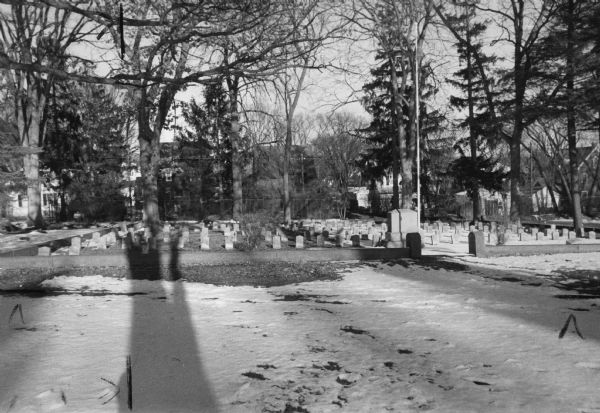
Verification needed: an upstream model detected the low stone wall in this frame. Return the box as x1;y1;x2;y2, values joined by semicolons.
468;231;600;257
0;242;422;270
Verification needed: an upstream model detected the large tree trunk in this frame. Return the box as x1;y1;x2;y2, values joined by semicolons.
231;116;243;220
227;77;243;220
17;84;46;228
509;130;523;224
465;26;481;221
509;61;527;224
566;0;584;236
23;153;43;227
137;84;170;237
137;104;161;236
404;72;415;210
388;56;405;210
283;121;292;223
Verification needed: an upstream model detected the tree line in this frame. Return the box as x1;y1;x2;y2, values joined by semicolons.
0;0;598;235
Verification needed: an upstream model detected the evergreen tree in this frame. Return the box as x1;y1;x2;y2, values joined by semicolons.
445;2;505;220
359;52;441;213
42;83;132;221
175;82;232;218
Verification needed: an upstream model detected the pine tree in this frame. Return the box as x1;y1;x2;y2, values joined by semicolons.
42;83;132;221
176;82;232;218
445;2;505;221
359;52;441;214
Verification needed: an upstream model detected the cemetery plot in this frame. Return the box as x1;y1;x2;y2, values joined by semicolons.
0;218;403;258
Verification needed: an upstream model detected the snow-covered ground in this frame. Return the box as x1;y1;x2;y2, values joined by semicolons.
2;253;600;412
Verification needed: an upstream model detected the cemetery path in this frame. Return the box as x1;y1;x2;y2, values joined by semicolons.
1;253;600;412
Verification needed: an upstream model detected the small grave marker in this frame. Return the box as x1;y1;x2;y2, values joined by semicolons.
201;233;210;250
89;231;101;248
69;237;81;255
38;246;51;256
224;235;234;250
295;235;304;249
272;235;281;249
316;235;324;247
350;234;361;247
98;234;107;249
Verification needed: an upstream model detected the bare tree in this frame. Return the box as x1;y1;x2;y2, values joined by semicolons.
0;2;99;226
0;0;347;232
524;119;571;214
434;0;560;224
313;112;366;219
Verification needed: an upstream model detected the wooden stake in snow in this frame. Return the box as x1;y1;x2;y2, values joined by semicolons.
126;355;132;410
8;304;24;326
559;314;584;339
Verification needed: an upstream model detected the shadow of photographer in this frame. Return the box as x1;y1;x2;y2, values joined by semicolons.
118;230;218;412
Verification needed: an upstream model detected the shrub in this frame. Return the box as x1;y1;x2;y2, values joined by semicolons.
234;211;282;251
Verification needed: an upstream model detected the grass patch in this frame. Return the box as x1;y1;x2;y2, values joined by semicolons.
0;261;347;290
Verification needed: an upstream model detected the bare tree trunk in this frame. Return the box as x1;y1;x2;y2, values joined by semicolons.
226;76;243;220
17;85;46;228
138;133;160;233
137;92;161;235
23;153;43;227
283;120;292;223
465;25;481;221
566;0;584;236
231;114;243;219
388;56;404;210
405;80;415;210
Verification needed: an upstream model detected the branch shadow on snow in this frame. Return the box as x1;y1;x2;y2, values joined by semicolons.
118;231;219;412
377;256;600;342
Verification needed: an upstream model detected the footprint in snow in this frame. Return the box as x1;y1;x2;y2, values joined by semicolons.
242;371;268;380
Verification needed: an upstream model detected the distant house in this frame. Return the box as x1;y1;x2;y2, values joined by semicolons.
3;185;60;221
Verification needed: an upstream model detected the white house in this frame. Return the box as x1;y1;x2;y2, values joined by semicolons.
4;184;59;221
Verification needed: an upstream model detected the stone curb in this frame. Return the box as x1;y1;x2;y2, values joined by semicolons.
469;231;600;257
0;247;415;270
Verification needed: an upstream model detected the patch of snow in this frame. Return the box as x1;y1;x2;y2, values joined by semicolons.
2;255;600;411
